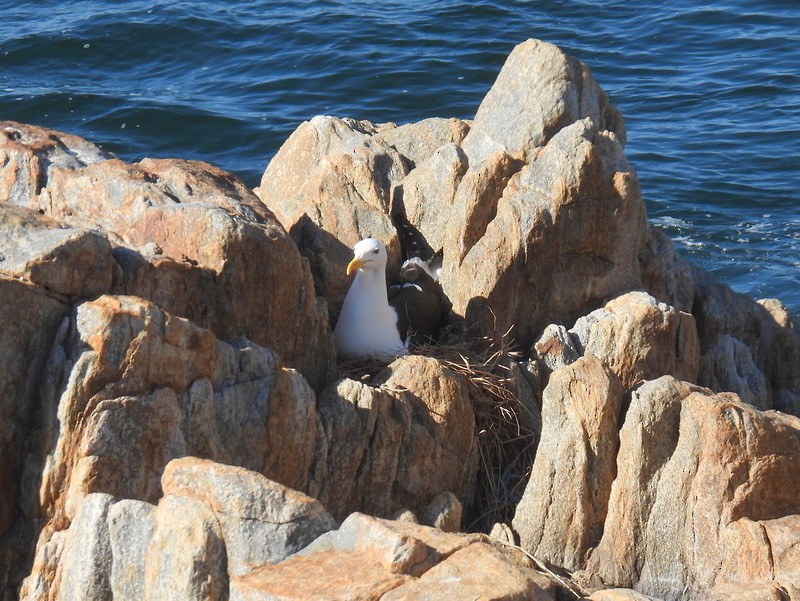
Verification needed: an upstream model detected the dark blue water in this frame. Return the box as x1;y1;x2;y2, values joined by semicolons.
2;1;798;313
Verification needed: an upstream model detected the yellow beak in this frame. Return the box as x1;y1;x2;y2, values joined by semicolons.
347;257;367;275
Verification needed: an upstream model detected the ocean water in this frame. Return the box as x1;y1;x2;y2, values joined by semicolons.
1;1;798;313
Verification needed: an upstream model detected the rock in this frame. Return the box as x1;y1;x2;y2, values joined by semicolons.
380;542;554;601
0;276;66;542
0;120;111;206
700;334;771;409
513;356;624;570
18;294;321;598
586;376;800;600
55;493;114;601
311;356;477;521
489;522;516;545
638;225;694;313
394;143;467;253
0;204;113;298
161;457;337;576
461;38;625;165
588;589;663;601
533;323;580;372
3;124;334;388
691;265;800;414
421;492;462;533
441;118;647;350
107;499;156;601
375;117;470;168
255;115;407;317
233;513;552;601
144;495;228;601
570;290;700;390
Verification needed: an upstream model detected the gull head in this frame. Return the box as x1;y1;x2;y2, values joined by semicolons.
347;238;388;275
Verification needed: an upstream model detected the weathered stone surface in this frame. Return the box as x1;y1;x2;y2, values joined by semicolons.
3;125;334;388
692;265;800;414
0;205;113;298
0;276;66;542
381;542;553;601
16;294;321;600
395;143;467;253
375;117;470;168
108;499;156;601
55;493;113;601
533;323;580;373
232;513;551;601
570;291;700;390
255;115;406;317
421;492;462;533
144;495;228;601
441;118;647;350
513;356;624;570
638;225;694;313
311;356;477;521
461;38;625;165
700;334;770;410
162;457;336;576
0;120;111;206
588;589;663;601
586;376;800;600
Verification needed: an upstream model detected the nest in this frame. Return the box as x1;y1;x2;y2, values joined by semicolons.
338;327;539;534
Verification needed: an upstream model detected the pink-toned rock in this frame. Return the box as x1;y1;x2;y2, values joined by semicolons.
3;124;334;388
570;291;700;390
588;589;663;601
311;356;477;520
0;120;111;206
144;495;228;601
233;513;552;601
381;542;553;601
255;115;406;317
513;355;623;570
586;376;800;600
638;225;694;313
441;118;647;350
0;205;113;298
161;457;336;577
375;117;470;168
17;294;319;600
691;265;800;414
461;38;625;165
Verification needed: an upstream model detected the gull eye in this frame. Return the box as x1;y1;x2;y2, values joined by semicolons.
372;248;380;254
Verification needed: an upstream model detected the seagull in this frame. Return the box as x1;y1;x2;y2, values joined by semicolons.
334;238;408;359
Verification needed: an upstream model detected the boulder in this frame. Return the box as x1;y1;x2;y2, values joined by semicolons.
0;276;66;542
691;265;800;414
311;355;478;520
161;457;336;577
144;495;229;601
232;513;553;601
375;117;470;168
700;334;770;410
513;356;623;570
0;120;111;207
255;115;407;317
3;122;334;388
638;225;694;313
533;323;580;373
461;38;625;165
570;290;700;390
440;118;647;350
585;376;800;600
0;204;113;298
18;294;319;592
